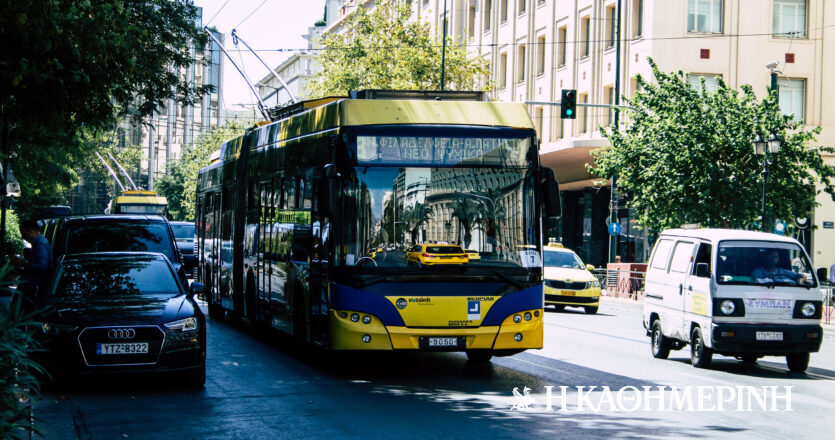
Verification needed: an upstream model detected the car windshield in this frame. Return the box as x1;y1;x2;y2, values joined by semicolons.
543;250;585;269
65;222;174;261
335;166;540;274
53;258;180;297
716;241;816;287
171;223;195;240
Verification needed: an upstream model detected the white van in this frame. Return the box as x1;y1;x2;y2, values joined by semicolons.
642;228;823;373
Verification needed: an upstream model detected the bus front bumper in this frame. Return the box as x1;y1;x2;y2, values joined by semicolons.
329;309;543;351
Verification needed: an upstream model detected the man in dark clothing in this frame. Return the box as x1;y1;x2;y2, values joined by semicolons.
11;220;53;302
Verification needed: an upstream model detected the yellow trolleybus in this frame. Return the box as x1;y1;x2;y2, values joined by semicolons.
196;90;561;361
111;190;168;215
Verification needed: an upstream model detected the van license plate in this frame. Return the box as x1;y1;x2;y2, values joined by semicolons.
428;337;459;347
755;332;783;341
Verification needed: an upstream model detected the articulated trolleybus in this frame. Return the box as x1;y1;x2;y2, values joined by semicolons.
196;90;561;361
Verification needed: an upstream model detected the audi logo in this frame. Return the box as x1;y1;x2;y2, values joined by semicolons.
107;328;136;339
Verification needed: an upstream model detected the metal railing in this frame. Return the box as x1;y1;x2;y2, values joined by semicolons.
822;283;833;325
591;268;646;300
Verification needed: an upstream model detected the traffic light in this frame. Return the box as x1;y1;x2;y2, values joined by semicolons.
560;89;576;119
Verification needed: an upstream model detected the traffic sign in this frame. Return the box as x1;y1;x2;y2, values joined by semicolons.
608;222;622;236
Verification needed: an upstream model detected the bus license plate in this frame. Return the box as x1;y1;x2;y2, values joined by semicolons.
96;342;149;355
428;337;459;347
755;332;783;341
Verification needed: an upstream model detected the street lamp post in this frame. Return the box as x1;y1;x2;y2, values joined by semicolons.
754;133;781;232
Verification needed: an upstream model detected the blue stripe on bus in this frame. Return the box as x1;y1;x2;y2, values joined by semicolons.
480;285;544;326
330;284;406;326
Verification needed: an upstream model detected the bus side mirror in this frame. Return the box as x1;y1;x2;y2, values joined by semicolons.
319;164;339;217
540;167;561;218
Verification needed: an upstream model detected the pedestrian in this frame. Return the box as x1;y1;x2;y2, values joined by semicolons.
10;219;53;304
829;262;835;286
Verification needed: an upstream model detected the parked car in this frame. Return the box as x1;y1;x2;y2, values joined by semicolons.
39;252;206;386
542;243;601;314
50;214;194;287
642;228;823;373
170;221;195;257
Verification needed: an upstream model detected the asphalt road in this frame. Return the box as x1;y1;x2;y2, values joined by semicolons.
35;298;835;439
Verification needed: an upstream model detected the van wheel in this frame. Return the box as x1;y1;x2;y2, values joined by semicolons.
584;306;598;315
690;327;712;368
466;349;493;363
651;321;671;359
786;353;810;373
741;355;758;364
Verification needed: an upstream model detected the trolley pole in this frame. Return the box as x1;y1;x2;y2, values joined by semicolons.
440;0;447;91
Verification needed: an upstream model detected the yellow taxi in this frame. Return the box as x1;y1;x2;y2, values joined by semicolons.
406;244;469;267
543;243;601;314
369;246;384;259
464;249;481;261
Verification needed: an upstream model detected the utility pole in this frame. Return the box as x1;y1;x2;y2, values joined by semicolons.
608;0;623;264
440;0;447;91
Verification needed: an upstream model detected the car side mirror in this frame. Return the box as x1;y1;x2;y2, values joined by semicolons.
586;264;595;271
816;267;827;284
540;167;561;218
695;263;711;278
183;254;197;269
189;282;205;297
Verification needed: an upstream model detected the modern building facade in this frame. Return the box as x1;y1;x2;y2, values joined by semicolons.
255;27;323;107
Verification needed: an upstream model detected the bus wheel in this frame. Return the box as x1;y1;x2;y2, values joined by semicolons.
466;349;493;363
786;353;809;373
651;320;671;359
690;327;712;369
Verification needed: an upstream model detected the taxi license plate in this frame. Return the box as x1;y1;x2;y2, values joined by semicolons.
755;332;783;341
561;291;576;296
428;337;458;347
96;342;149;355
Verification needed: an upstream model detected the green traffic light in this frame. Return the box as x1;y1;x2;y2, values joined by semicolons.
566;109;573;115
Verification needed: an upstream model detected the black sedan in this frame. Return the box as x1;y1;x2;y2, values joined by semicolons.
39;252;206;386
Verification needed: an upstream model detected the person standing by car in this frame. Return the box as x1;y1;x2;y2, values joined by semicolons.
11;219;53;303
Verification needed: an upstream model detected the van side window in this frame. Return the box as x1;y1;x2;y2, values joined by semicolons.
669;241;695;273
650;239;674;270
693;243;712;277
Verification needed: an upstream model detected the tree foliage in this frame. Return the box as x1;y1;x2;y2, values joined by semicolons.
1;0;209;213
308;0;491;98
591;59;835;232
156;123;245;221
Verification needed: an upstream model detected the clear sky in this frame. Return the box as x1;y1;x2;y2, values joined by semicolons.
193;0;326;109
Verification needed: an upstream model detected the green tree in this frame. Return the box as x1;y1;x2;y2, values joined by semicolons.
156;123;244;221
591;59;835;232
308;0;491;97
1;0;210;214
451;196;482;249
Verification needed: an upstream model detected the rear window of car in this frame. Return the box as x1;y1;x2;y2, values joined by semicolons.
425;246;464;254
171;223;195;240
65;222;174;260
53;258;180;297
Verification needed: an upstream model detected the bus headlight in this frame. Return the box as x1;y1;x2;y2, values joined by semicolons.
720;300;736;315
801;302;816;317
351;313;360;322
513;314;522;323
523;312;532;321
362;315;372;324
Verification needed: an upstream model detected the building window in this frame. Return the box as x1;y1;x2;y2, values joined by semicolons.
501;0;508;23
606;5;616;48
686;73;722;92
773;0;806;38
535;106;543;137
500;52;508;88
557;25;567;67
517;44;526;83
581;16;591;58
469;4;477;38
519;0;526;15
537;35;546;75
552;111;563;140
604;86;614;126
579;93;589;133
484;0;492;32
778;78;805;121
688;0;723;33
633;0;643;37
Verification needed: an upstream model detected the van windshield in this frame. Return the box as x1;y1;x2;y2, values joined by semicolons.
716;241;816;287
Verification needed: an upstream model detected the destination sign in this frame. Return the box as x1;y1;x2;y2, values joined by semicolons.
356;136;528;166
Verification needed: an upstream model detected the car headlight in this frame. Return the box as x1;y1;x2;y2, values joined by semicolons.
801;302;816;317
590;279;600;288
164;317;199;332
720;300;736;315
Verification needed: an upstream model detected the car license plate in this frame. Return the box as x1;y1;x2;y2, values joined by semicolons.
561;290;576;296
96;342;149;355
428;337;458;347
755;332;783;341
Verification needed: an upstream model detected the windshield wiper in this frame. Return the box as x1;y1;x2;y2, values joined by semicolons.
355;275;395;288
479;268;525;289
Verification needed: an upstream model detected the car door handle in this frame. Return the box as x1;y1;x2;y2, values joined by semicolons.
678;284;683;295
688;286;693;291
